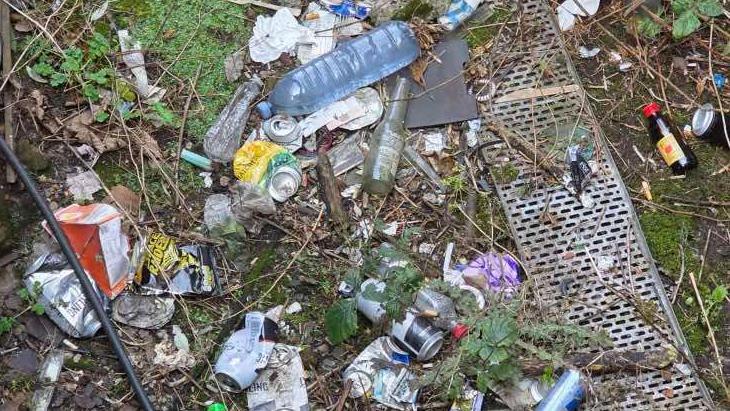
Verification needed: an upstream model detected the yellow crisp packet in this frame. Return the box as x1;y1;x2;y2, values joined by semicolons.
232;141;286;184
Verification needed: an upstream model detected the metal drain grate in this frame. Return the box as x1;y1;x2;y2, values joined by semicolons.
480;0;713;409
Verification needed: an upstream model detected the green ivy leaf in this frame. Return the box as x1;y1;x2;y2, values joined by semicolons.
325;299;358;345
637;16;663;38
32;62;55;77
50;72;68;87
85;68;110;86
82;84;101;102
671;0;694;14
60;47;84;72
31;303;45;316
697;0;723;16
87;32;111;60
710;285;728;304
480;314;518;347
95;111;110;123
672;10;701;39
0;316;14;335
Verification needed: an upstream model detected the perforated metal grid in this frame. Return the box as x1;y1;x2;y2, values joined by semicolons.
481;0;713;409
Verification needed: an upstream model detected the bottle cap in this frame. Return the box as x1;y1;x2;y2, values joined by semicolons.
642;102;661;118
207;403;227;411
451;323;469;340
691;103;715;138
256;101;273;119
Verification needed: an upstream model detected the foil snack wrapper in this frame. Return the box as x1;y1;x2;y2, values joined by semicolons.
24;252;104;338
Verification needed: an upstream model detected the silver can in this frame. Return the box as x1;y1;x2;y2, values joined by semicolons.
390;310;444;362
356;278;388;324
268;164;302;202
263;114;302;152
343;336;411;399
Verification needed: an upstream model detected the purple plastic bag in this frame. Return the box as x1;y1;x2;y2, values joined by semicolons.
458;252;521;295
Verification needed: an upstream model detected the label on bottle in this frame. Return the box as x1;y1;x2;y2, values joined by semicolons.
656;134;683;165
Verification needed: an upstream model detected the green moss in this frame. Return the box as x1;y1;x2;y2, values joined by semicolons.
491;164;519;184
464;6;513;49
129;0;251;139
639;212;698;278
392;0;434;21
64;356;96;370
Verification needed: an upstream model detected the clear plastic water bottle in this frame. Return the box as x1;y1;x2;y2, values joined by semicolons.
362;77;410;195
258;21;420;116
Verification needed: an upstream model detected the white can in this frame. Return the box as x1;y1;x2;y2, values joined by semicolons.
268;164;302;202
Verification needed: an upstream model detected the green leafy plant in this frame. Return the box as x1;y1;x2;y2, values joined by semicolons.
147;102;177;126
671;0;723;39
420;288;608;401
95;111;110;123
1;282;45;336
325;299;358;344
636;16;663;38
324;232;424;344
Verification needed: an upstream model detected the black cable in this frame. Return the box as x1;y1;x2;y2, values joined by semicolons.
0;136;155;411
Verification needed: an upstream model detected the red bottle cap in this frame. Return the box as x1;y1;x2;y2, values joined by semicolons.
642;102;661;118
451;323;469;340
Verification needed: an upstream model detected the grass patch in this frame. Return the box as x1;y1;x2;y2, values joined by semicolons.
126;0;252;139
639;211;697;278
464;6;513;49
95;159;204;207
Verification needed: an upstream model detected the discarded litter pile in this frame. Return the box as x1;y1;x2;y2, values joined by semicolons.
3;0;725;408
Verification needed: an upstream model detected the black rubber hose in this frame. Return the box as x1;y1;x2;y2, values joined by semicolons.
0;136;155;411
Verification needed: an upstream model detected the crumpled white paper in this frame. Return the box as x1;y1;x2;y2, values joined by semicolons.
557;0;599;31
249;9;315;63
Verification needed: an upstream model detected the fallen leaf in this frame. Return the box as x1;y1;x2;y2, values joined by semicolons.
224;51;246;83
409;56;429;87
131;130;163;160
104;185;141;217
64;111;127;153
89;0;109;21
13;20;32;33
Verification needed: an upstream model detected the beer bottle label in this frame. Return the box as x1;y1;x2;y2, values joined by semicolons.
656;133;684;165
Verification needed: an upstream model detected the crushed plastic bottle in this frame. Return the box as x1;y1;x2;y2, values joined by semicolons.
204;77;263;163
259;21;420;116
414;288;468;339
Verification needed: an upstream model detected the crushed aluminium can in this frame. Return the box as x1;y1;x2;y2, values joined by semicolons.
389;310;444;362
134;232;220;296
247;344;309;411
24;252;103;338
343;336;412;400
214;311;279;392
262;114;302;152
232;140;302;202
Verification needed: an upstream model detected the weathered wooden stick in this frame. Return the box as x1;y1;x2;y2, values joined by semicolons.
316;152;348;229
1;1;16;183
521;345;678;376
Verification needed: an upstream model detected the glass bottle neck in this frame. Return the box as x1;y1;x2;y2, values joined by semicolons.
383;78;410;125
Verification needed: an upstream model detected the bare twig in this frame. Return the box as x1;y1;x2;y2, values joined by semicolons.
688;271;725;382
